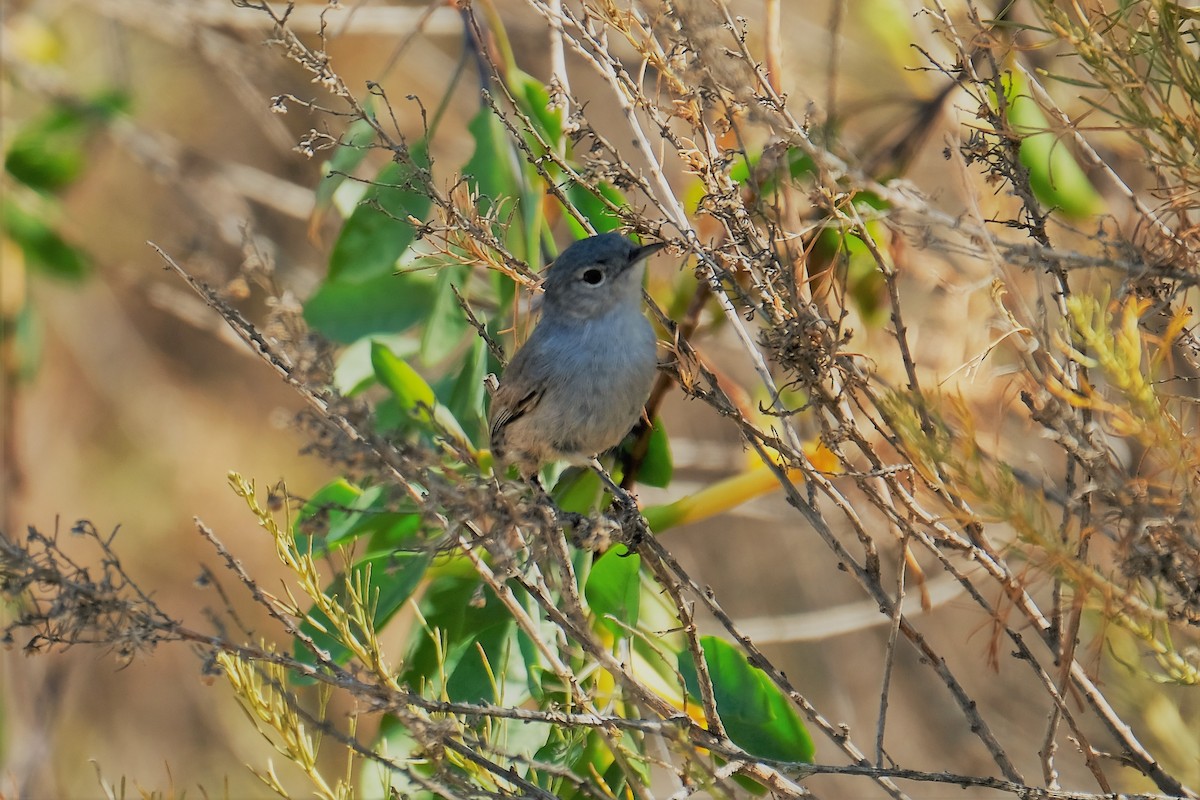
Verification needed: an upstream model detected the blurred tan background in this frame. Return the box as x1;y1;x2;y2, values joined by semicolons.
2;1;1192;797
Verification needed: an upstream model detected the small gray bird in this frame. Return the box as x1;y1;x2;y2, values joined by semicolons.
489;233;664;478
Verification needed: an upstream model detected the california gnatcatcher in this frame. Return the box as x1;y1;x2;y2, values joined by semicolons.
489;232;665;478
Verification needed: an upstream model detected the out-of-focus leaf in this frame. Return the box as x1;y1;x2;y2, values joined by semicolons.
728;146;819;199
602;742;649;798
4;90;128;193
327;144;430;283
303;271;436;343
637;418;673;488
853;0;926;75
293;549;431;681
564;181;624;237
461;105;528;259
811;219;888;327
511;70;564;154
315;116;378;211
445;336;487;446
11;302;42;381
679;636;814;763
584;545;641;636
2;202;88;280
463;108;519;212
8;14;64;65
5;135;83;194
419;264;469;365
999;71;1105;218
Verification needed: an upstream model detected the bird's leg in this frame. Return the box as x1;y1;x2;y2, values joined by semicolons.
588;458;650;548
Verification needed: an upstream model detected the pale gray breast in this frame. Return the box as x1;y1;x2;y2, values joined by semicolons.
534;306;657;454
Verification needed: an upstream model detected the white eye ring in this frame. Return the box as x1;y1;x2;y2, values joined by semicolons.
581;268;605;285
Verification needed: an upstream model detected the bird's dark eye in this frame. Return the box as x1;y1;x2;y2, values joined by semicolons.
582;268;604;285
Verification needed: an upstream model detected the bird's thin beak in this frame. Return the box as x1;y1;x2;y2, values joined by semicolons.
631;241;666;263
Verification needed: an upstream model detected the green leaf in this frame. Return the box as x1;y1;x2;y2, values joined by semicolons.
853;0;924;72
294;480;423;557
294;549;431;681
584;546;641;636
461;108;526;257
511;69;564;154
812;223;888;327
637;418;673;488
5;91;128;193
303;271;436;343
419;264;469;365
463;108;519;208
293;478;363;553
371;340;436;415
371;340;473;448
1;201;89;280
332;335;415;396
999;71;1105;218
679;636;814;763
551;468;603;514
533;728;591;794
445;337;488;446
315;116;378;211
400;574;522;704
564;181;625;237
5;133;84;193
327;144;430;283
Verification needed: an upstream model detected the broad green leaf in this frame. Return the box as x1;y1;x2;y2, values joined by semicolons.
564;181;625;237
585;546;641;636
293;478;363;553
324;486;417;551
1000;71;1105;218
679;636;814;763
463;108;518;205
294;549;431;680
371;340;472;448
728;146;819;198
533;728;591;794
294;480;422;557
637;417;673;488
602;740;650;797
315;116;378;211
400;574;521;703
551;468;603;514
327;144;430;283
460;105;527;262
445;336;488;446
419;264;469;365
332;335;419;397
5;90;128;193
372;340;436;412
303;271;436;343
511;69;564;154
2;201;88;280
445;612;521;705
5;133;83;193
